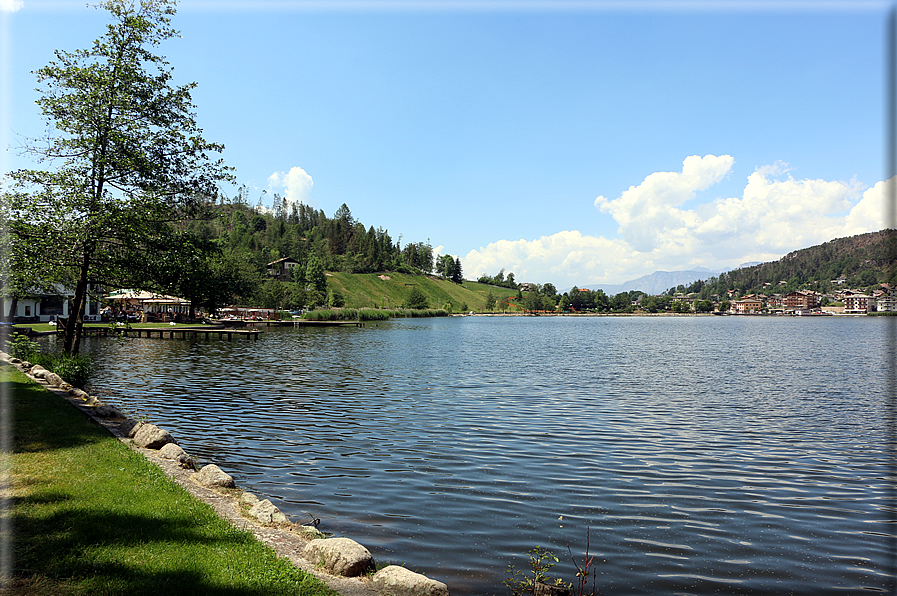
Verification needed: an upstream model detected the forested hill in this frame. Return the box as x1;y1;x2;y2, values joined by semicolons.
196;195;440;276
679;229;896;298
173;194;463;310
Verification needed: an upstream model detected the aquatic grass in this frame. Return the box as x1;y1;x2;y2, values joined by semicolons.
6;366;340;596
301;308;448;321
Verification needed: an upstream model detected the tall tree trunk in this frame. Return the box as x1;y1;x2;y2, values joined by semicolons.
7;296;17;320
63;253;90;355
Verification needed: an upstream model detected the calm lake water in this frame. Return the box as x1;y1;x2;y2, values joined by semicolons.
72;315;894;595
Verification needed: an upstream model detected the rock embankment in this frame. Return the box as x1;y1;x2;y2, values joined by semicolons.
2;351;450;596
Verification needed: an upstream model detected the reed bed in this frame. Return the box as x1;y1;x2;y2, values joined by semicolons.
302;308;448;321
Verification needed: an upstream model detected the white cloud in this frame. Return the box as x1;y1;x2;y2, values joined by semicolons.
464;231;637;286
0;0;23;13
267;165;314;207
466;155;889;289
595;154;734;252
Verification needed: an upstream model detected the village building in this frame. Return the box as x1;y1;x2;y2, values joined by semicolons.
876;294;897;312
843;293;876;314
0;283;104;323
783;290;818;311
733;297;763;314
105;289;191;322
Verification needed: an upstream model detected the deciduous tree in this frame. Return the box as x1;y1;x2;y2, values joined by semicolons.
5;0;231;353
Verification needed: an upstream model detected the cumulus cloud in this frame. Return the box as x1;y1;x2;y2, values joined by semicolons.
0;0;23;13
595;154;734;252
267;165;314;207
464;231;638;285
466;155;889;288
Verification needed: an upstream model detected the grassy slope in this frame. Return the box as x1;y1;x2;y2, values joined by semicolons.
327;272;521;312
6;365;340;596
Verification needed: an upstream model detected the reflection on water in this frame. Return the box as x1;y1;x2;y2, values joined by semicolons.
77;316;895;595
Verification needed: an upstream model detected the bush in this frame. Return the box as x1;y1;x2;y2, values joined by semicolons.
404;287;429;310
6;334;95;388
7;334;41;360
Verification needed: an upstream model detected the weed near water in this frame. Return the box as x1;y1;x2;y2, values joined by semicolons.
505;530;599;596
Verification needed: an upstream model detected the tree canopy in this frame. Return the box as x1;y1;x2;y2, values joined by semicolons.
5;0;231;353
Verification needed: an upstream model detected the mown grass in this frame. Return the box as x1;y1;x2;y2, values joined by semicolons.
5;365;341;596
326;272;520;312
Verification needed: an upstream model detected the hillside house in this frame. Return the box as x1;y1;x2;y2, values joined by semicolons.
266;257;299;282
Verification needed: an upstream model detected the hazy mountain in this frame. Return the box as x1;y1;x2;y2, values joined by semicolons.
573;262;762;296
583;267;715;296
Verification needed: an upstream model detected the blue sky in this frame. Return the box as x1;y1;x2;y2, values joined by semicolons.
2;0;893;288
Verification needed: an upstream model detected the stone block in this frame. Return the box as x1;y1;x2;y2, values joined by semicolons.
249;499;288;524
120;419;143;437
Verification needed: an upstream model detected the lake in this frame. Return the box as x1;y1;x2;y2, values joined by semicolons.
74;315;895;595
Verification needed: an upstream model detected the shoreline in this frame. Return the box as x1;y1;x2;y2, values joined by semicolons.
3;354;428;596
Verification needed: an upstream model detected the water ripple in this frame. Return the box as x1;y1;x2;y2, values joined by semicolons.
76;316;896;595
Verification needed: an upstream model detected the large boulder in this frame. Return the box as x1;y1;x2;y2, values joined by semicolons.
120;419;143;438
69;388;89;400
371;565;450;596
301;537;375;577
193;464;235;489
92;405;123;418
30;365;48;378
240;492;260;507
43;372;65;387
159;443;194;468
248;499;288;524
132;423;175;449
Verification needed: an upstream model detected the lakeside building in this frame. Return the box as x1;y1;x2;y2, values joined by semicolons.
843;293;876;314
105;289;191;322
733;297;764;314
783;290;818;311
0;283;104;323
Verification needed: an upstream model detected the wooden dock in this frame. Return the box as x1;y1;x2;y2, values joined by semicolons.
76;326;261;340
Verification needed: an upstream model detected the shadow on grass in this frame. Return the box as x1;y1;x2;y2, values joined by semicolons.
5;379;109;454
13;503;306;596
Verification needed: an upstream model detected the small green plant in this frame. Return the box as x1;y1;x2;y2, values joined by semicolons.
506;529;600;596
504;546;570;596
7;334;40;360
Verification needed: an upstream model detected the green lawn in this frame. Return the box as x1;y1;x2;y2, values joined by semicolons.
6;365;340;596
